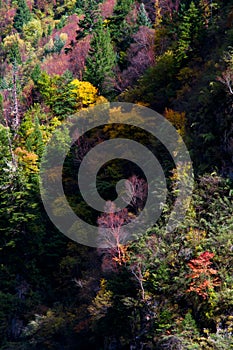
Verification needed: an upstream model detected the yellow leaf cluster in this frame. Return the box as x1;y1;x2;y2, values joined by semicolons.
59;32;68;42
88;279;113;320
14;147;39;173
185;228;206;250
3;33;24;50
112;244;129;265
164;108;186;136
70;79;99;109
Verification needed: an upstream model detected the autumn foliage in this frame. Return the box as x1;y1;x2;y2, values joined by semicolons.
186;252;220;299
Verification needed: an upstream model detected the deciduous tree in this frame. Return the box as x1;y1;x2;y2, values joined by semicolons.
186;252;220;299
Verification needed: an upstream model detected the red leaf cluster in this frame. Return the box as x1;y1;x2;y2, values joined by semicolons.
186;252;220;299
99;0;116;19
116;26;155;91
0;5;16;39
52;14;80;44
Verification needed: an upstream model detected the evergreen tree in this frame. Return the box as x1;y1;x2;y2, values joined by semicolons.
84;20;116;95
13;0;31;32
109;0;136;40
137;3;152;28
176;1;203;63
75;0;100;40
8;41;22;65
114;0;135;19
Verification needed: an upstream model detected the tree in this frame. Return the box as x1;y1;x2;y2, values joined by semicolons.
99;0;116;19
116;26;155;90
164;108;186;136
0;2;16;39
217;48;233;95
35;71;76;118
70;78;99;109
3;34;22;65
97;201;131;272
84;19;116;95
137;3;152;28
186;252;220;299
23;19;43;45
176;1;203;63
156;0;181;21
75;0;100;40
107;0;137;66
13;0;31;32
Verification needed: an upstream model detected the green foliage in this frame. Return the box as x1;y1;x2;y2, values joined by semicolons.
84;19;116;95
114;0;134;18
107;0;137;64
176;1;204;63
44;35;66;55
31;64;42;84
36;71;76;118
13;0;31;32
3;36;22;65
23;19;43;45
75;0;100;39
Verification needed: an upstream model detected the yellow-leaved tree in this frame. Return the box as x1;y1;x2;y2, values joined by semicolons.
70;79;107;109
164;108;186;136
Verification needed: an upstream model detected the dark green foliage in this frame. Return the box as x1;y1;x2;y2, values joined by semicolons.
7;41;22;65
114;0;134;18
13;0;31;32
107;0;137;65
75;0;100;39
176;1;205;63
31;64;42;84
84;19;116;95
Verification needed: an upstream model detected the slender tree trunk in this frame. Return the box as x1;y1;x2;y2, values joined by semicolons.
12;64;20;131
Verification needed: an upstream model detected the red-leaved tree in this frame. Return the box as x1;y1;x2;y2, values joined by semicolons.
116;26;155;91
186;251;220;299
99;0;116;19
97;176;147;272
97;201;130;272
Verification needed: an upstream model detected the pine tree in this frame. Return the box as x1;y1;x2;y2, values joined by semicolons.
13;0;31;32
76;0;100;40
176;1;203;63
114;0;134;18
108;0;136;51
84;19;116;96
137;3;152;28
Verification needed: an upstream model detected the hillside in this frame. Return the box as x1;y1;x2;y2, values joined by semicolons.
0;1;232;349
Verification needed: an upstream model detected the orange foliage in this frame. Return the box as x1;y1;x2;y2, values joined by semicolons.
14;147;39;173
112;244;129;265
164;108;186;136
186;252;220;299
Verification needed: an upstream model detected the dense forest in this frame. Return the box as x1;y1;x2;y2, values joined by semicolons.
0;0;233;349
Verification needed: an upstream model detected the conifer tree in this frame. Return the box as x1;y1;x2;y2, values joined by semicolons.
137;3;152;28
76;0;100;40
13;0;31;32
176;1;203;63
84;19;116;95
